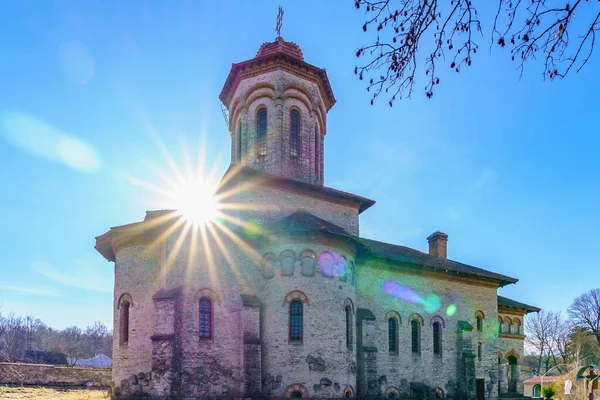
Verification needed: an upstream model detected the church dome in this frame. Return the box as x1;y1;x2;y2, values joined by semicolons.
255;37;304;61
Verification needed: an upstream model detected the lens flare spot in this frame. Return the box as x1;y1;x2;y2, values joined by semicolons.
317;250;347;277
382;281;422;304
446;304;457;317
0;110;102;173
244;219;262;240
423;295;441;313
57;41;95;84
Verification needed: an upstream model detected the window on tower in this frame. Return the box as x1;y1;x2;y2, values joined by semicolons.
314;125;319;179
237;120;242;161
290;109;300;158
256;108;267;158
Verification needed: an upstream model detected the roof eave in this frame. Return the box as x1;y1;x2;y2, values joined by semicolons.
219;54;336;110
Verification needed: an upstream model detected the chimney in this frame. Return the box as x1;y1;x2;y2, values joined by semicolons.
427;231;448;259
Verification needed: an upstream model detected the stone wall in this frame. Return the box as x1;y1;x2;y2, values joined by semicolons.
355;260;501;400
0;362;110;387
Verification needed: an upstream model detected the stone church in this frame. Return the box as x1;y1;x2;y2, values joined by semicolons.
95;35;539;399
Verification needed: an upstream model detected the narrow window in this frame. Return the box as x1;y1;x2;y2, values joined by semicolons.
120;301;130;344
290;109;300;158
411;320;420;354
290;300;303;341
433;322;442;355
237;120;242;161
345;306;352;349
388;318;398;353
199;298;212;338
256;108;267;157
478;342;482;361
314;125;320;177
476;316;483;332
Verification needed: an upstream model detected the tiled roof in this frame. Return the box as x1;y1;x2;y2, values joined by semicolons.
218;164;375;214
268;210;349;235
498;295;540;313
256;37;304;61
359;237;518;286
523;376;560;384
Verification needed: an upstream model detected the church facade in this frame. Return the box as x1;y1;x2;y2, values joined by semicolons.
95;36;539;399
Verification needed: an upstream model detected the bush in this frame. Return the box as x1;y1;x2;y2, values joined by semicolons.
542;385;557;400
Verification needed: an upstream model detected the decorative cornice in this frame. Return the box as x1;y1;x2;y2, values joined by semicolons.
220;53;336;111
499;333;526;340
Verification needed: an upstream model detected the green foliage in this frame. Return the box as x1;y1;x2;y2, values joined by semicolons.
542;385;556;400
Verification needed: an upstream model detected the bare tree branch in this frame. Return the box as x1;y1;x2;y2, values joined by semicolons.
355;0;600;104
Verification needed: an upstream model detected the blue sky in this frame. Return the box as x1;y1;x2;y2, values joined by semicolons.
1;1;598;330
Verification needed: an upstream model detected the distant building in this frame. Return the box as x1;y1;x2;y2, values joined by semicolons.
67;354;112;368
96;33;540;399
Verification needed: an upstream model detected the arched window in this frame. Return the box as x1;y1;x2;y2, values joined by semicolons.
533;384;541;398
256;108;267;158
237;120;242;161
289;300;303;341
291;391;303;398
411;320;421;354
290;109;300;158
280;250;296;276
345;305;352;349
120;300;130;345
513;318;522;334
478;342;482;361
433;321;442;355
388;318;398;353
475;310;485;332
199;298;212;338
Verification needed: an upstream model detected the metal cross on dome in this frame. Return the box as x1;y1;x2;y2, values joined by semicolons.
275;6;284;38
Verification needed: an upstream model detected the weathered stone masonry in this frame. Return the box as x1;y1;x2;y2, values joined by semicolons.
95;35;540;399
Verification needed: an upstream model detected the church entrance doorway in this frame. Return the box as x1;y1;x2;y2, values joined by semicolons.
476;379;485;400
507;355;519;393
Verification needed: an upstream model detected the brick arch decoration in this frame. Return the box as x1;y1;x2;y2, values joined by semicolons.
513;317;522;326
300;249;316;261
386;386;401;397
193;287;220;304
434;387;445;398
386;311;401;324
262;252;277;265
343;385;355;398
343;298;355;314
475;310;485;319
498;316;503;323
505;349;520;360
283;290;309;306
283;383;309;398
283;91;313;112
279;249;296;262
118;293;133;309
504;316;513;324
409;313;424;326
430;315;445;328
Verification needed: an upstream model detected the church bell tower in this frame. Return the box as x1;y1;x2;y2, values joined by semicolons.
219;34;336;186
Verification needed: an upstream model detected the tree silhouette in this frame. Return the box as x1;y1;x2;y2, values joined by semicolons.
354;0;599;105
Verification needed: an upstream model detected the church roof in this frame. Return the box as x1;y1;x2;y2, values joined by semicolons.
219;37;336;110
498;295;540;313
359;237;518;287
268;210;350;235
256;37;304;60
218;164;375;214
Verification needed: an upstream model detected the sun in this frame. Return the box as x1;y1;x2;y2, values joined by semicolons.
171;181;220;226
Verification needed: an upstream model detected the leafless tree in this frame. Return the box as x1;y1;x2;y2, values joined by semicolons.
526;309;563;374
354;0;600;104
568;288;600;345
